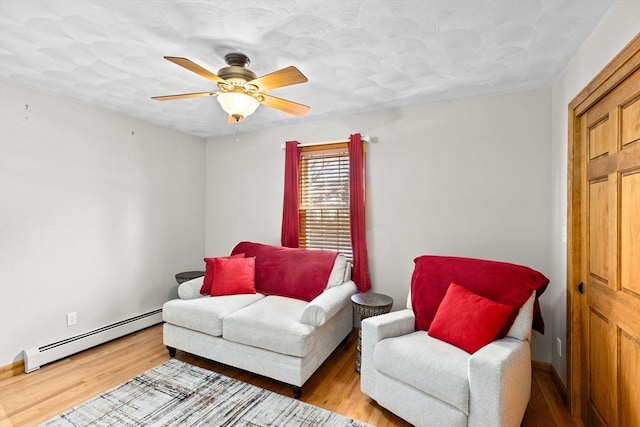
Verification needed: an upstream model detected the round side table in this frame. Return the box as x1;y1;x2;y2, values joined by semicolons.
175;271;205;285
351;292;393;373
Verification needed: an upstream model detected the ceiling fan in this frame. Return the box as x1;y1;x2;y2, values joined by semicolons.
152;53;310;123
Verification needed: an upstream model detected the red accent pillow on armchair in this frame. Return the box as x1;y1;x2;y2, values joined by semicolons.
428;282;514;354
200;253;245;295
210;256;256;296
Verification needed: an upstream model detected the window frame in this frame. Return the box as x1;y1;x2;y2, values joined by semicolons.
298;142;353;260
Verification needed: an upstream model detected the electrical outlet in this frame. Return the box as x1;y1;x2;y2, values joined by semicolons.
556;337;562;357
67;312;77;326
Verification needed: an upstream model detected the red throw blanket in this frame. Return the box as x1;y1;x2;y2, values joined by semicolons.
411;255;549;336
230;241;338;302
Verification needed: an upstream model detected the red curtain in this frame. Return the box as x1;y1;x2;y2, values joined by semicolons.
348;133;371;292
281;140;300;247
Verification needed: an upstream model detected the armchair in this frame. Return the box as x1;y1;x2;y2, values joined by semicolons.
360;255;548;427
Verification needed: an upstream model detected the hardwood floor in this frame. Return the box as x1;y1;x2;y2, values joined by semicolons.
0;324;582;426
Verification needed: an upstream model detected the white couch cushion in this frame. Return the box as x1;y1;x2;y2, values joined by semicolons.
223;296;315;357
326;254;348;288
162;294;265;337
374;331;471;414
344;261;352;282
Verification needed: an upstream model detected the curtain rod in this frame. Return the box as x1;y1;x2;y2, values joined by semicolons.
280;134;371;149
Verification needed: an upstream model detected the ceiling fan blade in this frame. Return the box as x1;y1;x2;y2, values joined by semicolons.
259;93;310;116
164;56;227;84
151;91;218;101
246;66;308;92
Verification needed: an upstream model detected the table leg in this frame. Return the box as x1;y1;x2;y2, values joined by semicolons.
356;325;363;373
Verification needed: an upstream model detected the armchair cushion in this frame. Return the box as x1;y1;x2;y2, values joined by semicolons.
506;291;535;341
428;283;514;353
374;331;471;414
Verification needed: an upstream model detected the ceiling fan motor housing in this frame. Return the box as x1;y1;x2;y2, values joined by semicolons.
217;53;257;90
224;53;250;67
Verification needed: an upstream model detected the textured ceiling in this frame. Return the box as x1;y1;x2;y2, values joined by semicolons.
0;0;613;138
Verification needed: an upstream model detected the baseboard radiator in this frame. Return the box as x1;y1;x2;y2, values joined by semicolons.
23;309;163;373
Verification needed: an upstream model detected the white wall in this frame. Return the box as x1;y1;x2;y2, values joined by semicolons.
205;88;553;362
549;0;640;385
0;79;205;366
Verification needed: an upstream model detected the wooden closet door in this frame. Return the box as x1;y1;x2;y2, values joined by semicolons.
581;68;639;427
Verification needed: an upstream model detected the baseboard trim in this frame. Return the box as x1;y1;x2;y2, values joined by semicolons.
531;361;568;406
23;310;162;373
532;360;551;373
550;363;568;405
0;359;24;381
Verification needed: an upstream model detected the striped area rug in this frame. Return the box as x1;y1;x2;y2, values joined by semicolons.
40;359;370;427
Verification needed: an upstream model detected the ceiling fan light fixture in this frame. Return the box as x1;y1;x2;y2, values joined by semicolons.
216;92;260;121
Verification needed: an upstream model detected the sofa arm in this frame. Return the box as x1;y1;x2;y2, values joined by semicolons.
177;277;205;300
300;281;357;327
361;309;416;397
468;337;531;427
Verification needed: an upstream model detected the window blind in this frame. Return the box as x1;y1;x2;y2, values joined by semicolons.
299;145;352;260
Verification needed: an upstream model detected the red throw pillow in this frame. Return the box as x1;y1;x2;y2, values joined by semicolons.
200;253;245;294
210;256;256;296
428;282;515;354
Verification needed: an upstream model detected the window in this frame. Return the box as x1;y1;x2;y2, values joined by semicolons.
298;143;352;260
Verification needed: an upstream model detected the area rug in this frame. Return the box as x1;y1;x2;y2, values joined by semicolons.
40;359;370;426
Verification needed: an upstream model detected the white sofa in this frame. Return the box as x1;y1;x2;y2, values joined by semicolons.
162;250;356;398
361;291;535;427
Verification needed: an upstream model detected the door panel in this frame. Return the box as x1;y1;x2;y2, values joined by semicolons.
621;96;640;146
588;179;609;284
589;117;612;159
621;170;640;294
588;309;616;425
620;330;640;427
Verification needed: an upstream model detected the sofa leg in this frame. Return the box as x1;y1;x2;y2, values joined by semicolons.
167;346;176;357
293;386;302;399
